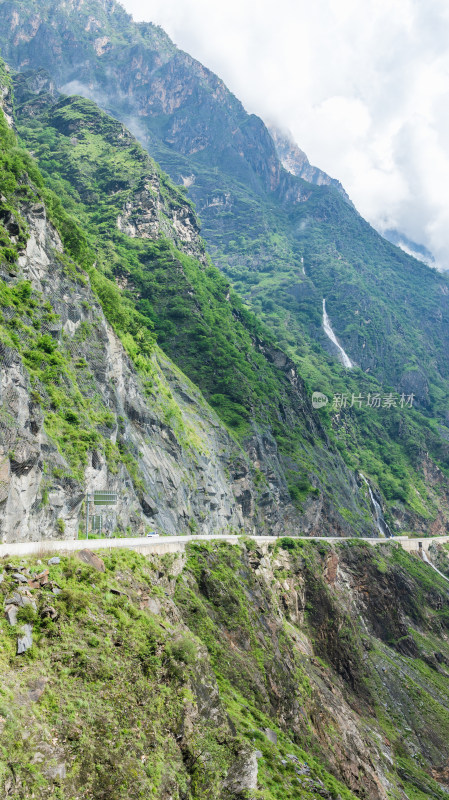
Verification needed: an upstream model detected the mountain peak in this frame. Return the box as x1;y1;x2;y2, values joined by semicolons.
268;123;352;202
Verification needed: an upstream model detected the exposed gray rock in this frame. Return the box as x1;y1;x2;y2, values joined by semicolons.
77;549;105;572
13;572;28;583
47;556;60;565
145;597;161;615
5;590;36;610
5;591;23;606
0;74;14;128
264;728;278;745
0;200;291;542
46;762;66;781
223;750;258;794
21;595;37;610
5;604;18;625
269;124;350;200
17;623;33;654
0;91;374;544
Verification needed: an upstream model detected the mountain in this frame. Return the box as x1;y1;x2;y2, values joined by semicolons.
1;0;449;536
3;538;449;799
2;58;390;540
268;123;351;200
1;0;447;402
2;8;449;800
382;228;437;268
268;128;438;272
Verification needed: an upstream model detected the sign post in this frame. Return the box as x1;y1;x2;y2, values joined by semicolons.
91;515;103;535
85;491;117;538
85;494;90;540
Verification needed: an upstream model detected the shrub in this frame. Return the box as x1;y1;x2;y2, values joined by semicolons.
56;517;65;534
59;588;89;615
169;636;197;665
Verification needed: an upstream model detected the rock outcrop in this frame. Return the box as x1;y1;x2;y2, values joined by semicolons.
2;539;449;798
0;193;271;540
0;64;386;542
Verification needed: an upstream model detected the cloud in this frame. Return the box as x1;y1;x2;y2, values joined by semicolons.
121;0;449;268
60;79;109;108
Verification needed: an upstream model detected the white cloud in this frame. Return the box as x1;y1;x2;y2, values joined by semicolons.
121;0;449;268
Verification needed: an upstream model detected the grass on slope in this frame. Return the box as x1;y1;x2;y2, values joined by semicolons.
0;547;359;800
14;89;449;528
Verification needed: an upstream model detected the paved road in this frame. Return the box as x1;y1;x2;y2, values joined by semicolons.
1;532;448;559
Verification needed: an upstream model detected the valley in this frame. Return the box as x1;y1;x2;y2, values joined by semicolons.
0;1;449;797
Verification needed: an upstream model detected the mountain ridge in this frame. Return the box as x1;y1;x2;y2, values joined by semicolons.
1;60;389;540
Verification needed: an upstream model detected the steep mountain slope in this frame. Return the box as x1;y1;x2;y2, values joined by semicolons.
3;538;449;799
0;68;263;541
0;0;447;407
11;67;449;537
1;0;449;537
1;60;389;540
268;124;350;199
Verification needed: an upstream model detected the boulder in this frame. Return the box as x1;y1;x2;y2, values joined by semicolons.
17;624;33;654
140;596;161;614
77;549;105;572
5;604;18;625
223;751;258;794
13;572;28;583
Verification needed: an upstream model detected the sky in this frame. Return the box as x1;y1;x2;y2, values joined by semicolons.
121;0;449;269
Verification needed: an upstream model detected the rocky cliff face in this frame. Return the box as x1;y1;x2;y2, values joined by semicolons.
2;539;449;798
0;73;384;542
268;124;351;201
3;0;449;536
0;190;261;541
0;77;292;541
173;537;449;799
0;0;318;203
1;66;394;542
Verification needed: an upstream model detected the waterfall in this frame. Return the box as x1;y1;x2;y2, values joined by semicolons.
322;299;353;369
360;474;393;538
422;549;449;583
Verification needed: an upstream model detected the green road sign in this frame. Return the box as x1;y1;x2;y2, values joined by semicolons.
84;490;118;539
93;492;117;506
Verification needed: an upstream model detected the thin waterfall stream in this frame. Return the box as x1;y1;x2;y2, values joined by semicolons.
360;473;393;537
322;299;353;369
422;549;449;583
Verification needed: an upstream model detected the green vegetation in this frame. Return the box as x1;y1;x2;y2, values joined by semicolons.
0;549;238;798
0;274;111;479
0;80;211;490
0;545;363;800
2;533;449;797
9;87;377;532
15;95;291;438
1;23;449;536
8;69;449;529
